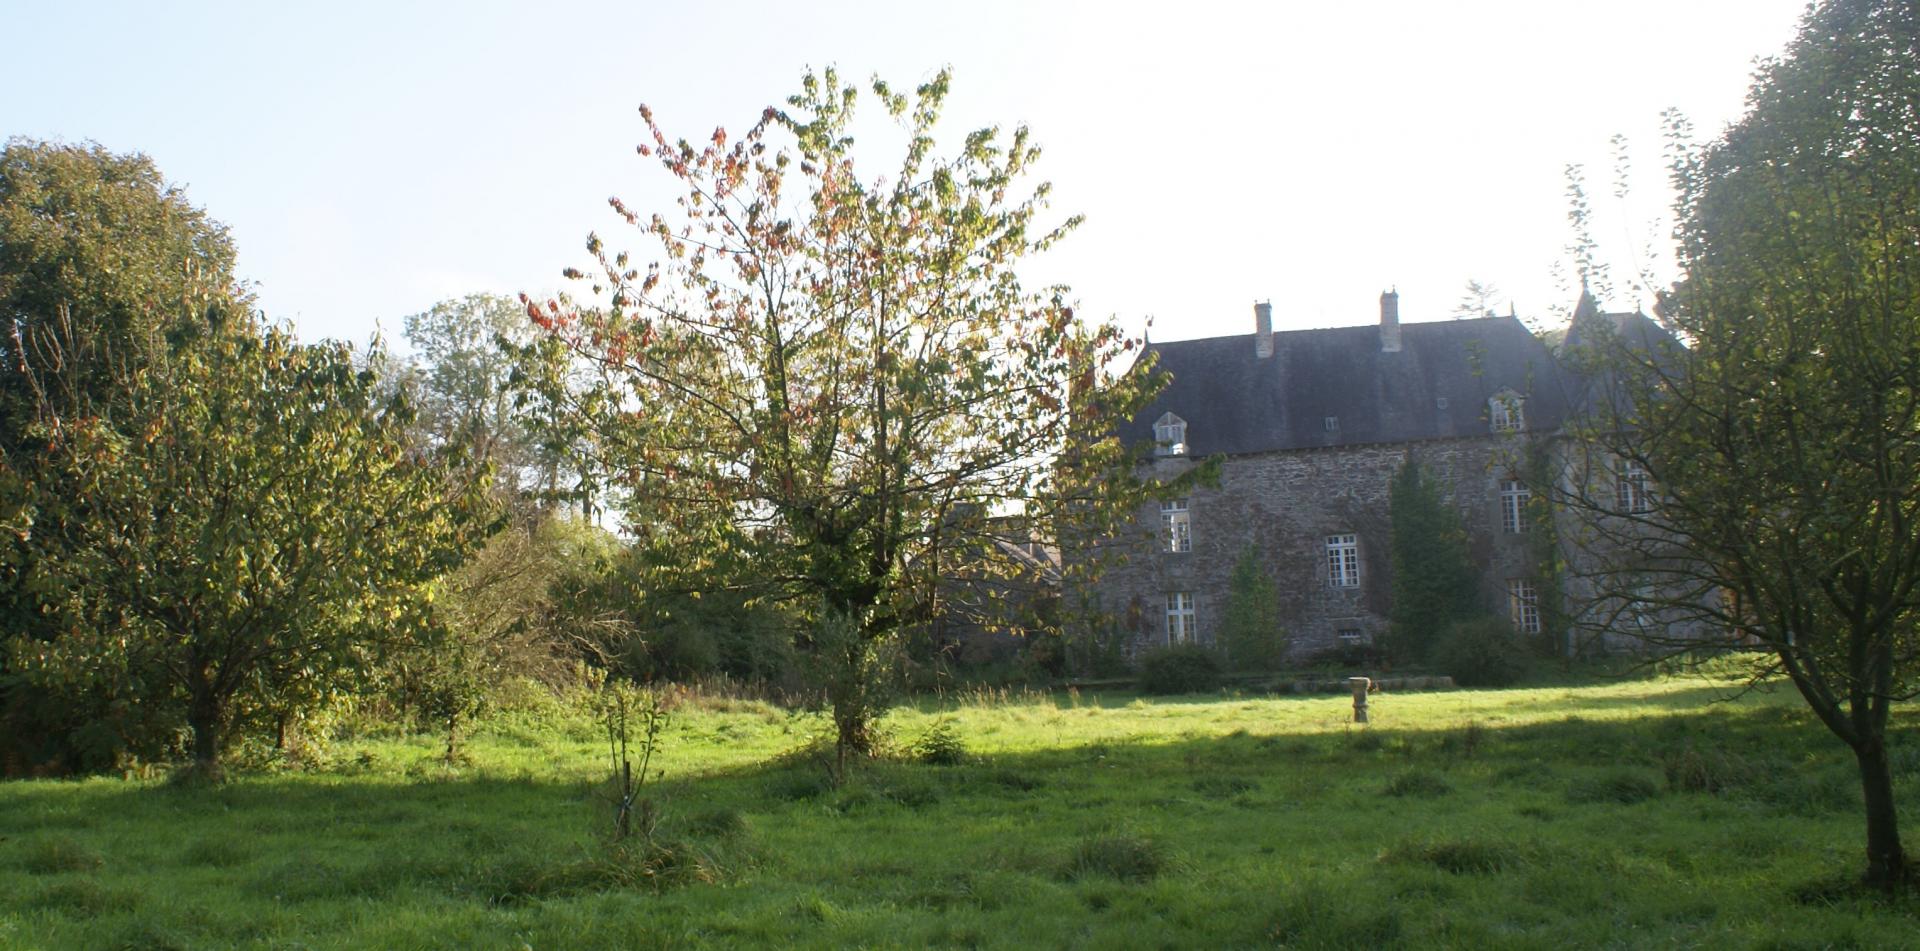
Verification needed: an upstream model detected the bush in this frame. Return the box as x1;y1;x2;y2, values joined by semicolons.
1432;615;1529;688
913;720;969;765
1135;644;1225;695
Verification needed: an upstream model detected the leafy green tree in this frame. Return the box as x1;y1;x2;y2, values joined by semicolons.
518;69;1178;756
1219;545;1286;669
1387;458;1481;661
10;304;496;774
1565;0;1918;889
0;140;247;771
402;293;588;506
0;139;240;431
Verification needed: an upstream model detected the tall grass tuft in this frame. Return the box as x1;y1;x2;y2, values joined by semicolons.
1568;769;1663;804
1066;832;1167;882
1661;742;1758;795
1381;837;1522;874
21;836;103;875
1267;882;1404;947
1383;769;1453;798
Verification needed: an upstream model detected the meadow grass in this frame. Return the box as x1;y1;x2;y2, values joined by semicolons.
1;671;1916;948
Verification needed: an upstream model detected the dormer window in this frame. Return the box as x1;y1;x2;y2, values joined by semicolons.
1154;413;1188;456
1489;391;1525;432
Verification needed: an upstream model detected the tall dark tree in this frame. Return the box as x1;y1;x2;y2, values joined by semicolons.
1563;0;1918;889
1218;545;1286;669
1387;458;1480;661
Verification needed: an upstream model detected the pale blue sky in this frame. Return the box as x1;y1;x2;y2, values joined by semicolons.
7;0;1811;346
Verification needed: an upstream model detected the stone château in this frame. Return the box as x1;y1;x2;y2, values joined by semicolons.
1077;290;1656;661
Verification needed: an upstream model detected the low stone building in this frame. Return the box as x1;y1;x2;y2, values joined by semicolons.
1076;291;1599;661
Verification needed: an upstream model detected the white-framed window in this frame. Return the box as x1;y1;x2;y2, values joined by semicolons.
1499;478;1531;534
1338;628;1365;645
1161;498;1192;553
1508;578;1541;634
1489;392;1525;432
1165;592;1196;643
1154;412;1188;456
1617;459;1651;514
1326;534;1360;588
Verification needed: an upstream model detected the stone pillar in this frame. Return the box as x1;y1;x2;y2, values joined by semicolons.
1349;676;1371;724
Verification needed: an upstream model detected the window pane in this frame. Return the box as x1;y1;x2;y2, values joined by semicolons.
1326;534;1359;588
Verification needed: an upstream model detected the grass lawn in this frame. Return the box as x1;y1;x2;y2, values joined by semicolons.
1;672;1916;949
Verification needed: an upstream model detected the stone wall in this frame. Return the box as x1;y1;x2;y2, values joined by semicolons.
1077;433;1550;662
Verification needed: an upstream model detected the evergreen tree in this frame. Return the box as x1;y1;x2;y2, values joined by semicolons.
1219;545;1285;669
1387;458;1480;660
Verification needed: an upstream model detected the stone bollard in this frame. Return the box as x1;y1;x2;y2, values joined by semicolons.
1349;676;1371;724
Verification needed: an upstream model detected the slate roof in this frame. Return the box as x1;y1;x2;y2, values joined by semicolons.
1123;315;1577;456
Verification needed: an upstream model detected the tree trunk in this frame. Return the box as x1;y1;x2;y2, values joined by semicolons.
186;666;226;778
1853;736;1909;890
834;704;872;758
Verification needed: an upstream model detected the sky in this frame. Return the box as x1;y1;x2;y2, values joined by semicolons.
6;0;1815;348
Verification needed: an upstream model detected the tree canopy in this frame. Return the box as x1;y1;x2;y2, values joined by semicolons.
0;138;239;430
1567;0;1919;889
10;306;496;772
0;142;497;775
519;69;1176;753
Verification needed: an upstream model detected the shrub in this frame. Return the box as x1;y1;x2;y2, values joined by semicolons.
1135;644;1225;695
913;720;969;765
1432;615;1529;688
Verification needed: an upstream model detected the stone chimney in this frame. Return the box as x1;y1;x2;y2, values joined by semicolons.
1379;289;1401;353
1254;300;1274;358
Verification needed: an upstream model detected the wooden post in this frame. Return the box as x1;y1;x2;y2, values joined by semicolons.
1349;677;1371;724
